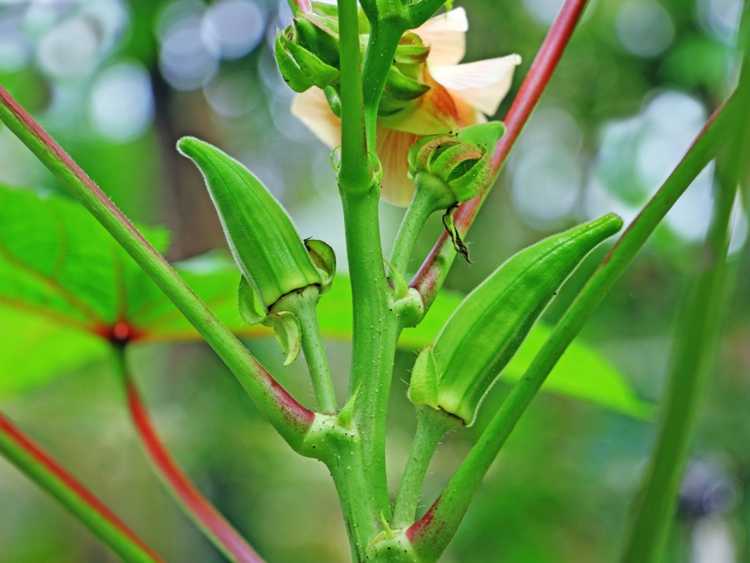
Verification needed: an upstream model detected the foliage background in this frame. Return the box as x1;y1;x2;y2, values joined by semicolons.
0;0;748;561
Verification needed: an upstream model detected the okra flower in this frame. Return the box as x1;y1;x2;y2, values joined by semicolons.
291;7;521;206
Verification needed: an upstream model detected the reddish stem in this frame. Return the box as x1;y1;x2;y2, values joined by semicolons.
123;370;264;563
294;0;312;13
411;0;591;304
0;412;163;562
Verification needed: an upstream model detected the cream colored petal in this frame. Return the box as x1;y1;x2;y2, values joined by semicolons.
415;7;468;66
380;70;481;136
431;55;522;116
377;128;419;207
290;88;341;148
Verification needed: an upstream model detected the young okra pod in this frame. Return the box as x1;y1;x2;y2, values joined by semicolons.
178;137;335;364
409;214;624;425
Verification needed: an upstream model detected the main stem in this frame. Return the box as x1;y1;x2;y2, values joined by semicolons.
337;0;394;520
327;436;381;562
0;412;162;563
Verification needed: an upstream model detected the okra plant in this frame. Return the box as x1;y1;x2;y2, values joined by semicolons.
0;0;748;562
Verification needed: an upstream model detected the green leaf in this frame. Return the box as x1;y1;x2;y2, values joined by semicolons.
0;186;166;393
0;187;648;418
503;325;651;419
0;306;108;395
0;186;169;328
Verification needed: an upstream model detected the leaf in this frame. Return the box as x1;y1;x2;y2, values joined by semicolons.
0;186;169;328
0;306;108;395
503;325;651;419
0;187;648;419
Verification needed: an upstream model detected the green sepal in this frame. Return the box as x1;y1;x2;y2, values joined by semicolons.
324;86;342;117
265;311;302;366
379;62;430;118
305;239;336;291
408;214;625;425
385;67;431;102
407;347;440;411
238;276;268;325
288;40;339;88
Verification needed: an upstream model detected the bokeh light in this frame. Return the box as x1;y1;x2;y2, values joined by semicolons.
201;0;266;60
616;1;674;58
510;107;584;229
89;62;154;142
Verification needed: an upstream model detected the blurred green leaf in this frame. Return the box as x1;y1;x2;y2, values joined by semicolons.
0;306;108;395
0;186;169;328
0;187;647;418
662;35;730;94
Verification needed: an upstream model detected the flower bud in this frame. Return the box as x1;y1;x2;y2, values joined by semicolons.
293;16;340;68
380;67;432;117
379;32;432;119
275;29;339;93
408;214;624;425
178;137;335;363
394;32;431;67
408;122;505;209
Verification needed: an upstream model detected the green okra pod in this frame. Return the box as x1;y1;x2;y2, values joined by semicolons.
409;213;624;425
178;137;335;364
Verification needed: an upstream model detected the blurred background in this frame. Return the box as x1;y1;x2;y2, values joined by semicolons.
0;0;748;561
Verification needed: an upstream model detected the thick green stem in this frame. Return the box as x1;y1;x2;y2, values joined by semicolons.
392;409;455;528
113;349;264;563
0;88;314;452
281;288;338;413
0;412;162;563
343;197;395;517
328;439;380;562
406;94;739;561
338;0;369;186
337;0;393;517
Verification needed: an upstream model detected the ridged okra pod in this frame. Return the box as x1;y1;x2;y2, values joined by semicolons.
409;213;624;425
178;137;335;365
